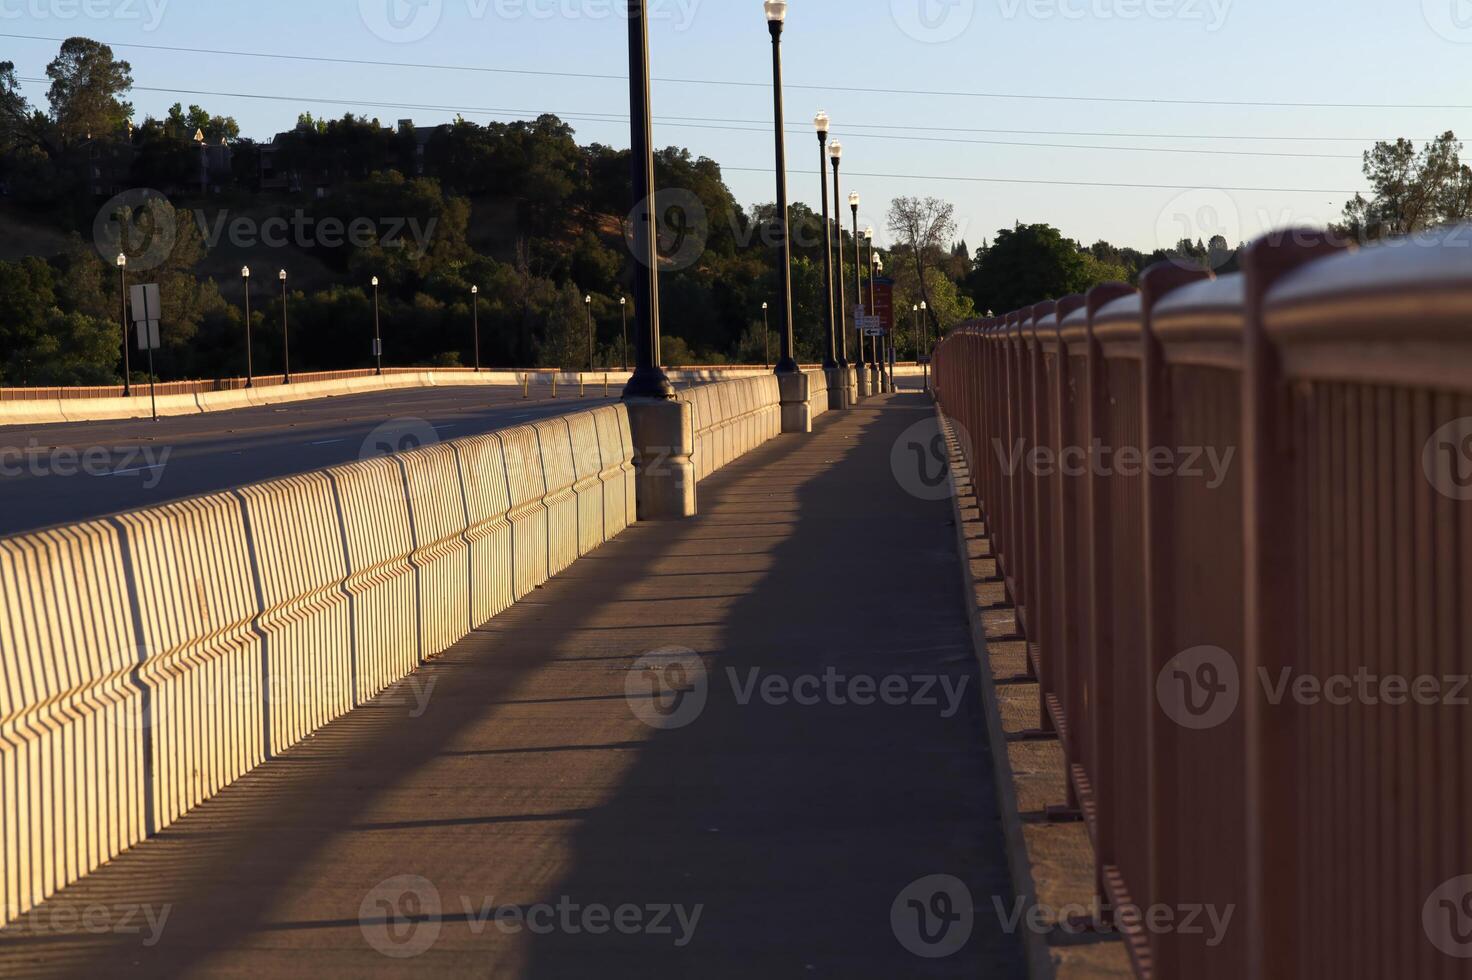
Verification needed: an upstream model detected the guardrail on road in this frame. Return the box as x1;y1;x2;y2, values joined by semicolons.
933;226;1472;980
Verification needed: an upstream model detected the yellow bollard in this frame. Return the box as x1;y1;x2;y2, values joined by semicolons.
579;373;586;398
522;374;530;399
603;372;609;397
551;373;557;399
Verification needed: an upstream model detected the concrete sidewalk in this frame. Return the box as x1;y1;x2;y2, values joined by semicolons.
0;392;1025;979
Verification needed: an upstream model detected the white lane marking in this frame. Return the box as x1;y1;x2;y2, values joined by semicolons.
432;424;457;431
311;439;346;446
105;464;166;477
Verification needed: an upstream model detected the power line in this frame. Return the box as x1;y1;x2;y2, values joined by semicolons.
721;166;1362;195
14;77;1368;161
6;31;1472;111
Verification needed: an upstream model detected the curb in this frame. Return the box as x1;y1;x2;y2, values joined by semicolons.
936;403;1055;980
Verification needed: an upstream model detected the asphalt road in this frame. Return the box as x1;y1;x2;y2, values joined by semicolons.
0;385;618;538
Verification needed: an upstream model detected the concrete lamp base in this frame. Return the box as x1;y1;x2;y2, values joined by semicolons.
778;371;813;434
624;397;697;520
825;367;850;410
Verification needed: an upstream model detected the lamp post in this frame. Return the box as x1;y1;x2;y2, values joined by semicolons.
762;301;770;367
241;266;254;388
619;296;628;372
117;253;131;396
920;299;930;389
864;227;877;380
849;191;863;376
830;141;848;371
370;276;383;375
279;269;292;384
471;285;481;372
815;110;837;371
763;0;798;376
585;294;595;372
871;249;885;389
622;0;673;399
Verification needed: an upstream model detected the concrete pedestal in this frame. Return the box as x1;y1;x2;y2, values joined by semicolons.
778;371;813;433
624;397;697;520
844;366;859;407
825;368;850;410
856;366;870;399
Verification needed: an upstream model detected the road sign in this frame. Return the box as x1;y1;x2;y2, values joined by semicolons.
129;283;160;324
372;339;383;357
136;320;160;351
857;315;883;334
862;328;885;337
918;355;932;365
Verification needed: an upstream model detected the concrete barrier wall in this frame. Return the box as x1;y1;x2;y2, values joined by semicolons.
679;374;789;483
0;404;640;924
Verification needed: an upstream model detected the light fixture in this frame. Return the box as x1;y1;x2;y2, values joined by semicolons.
849;191;860;209
241;266;250;279
279;269;287;282
814;110;829;135
116;253;126;269
763;0;787;23
864;226;874;242
371;276;379;287
829;140;842;162
472;285;478;295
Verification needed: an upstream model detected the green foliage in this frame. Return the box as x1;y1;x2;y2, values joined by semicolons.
966;224;1132;315
1340;132;1472;240
0;255;117;385
45;38;133;148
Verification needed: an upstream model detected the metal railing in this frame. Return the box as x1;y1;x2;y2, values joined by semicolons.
933;227;1472;980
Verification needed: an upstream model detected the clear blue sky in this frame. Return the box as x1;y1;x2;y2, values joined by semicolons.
5;0;1470;252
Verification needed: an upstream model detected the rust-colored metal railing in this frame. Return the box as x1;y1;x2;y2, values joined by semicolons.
933;227;1472;980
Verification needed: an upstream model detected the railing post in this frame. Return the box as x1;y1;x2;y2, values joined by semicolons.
1240;230;1346;980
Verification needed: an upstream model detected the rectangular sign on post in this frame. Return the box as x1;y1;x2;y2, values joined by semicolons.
136;320;160;351
857;315;883;336
129;283;160;324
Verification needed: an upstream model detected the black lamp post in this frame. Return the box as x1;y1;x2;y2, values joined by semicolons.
619;296;629;372
471;285;481;372
765;0;798;375
830;142;848;370
815;110;837;371
279;270;292;384
117;253;131;396
865;229;879;378
241;265;254;388
371;276;383;375
849;191;863;375
622;0;675;400
762;302;770;367
585;294;595;372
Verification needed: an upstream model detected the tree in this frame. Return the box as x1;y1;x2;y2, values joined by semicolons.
165;103;239;141
1340;132;1472;241
45;38;133;148
0;256;117;385
966;224;1126;315
887;196;956;336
